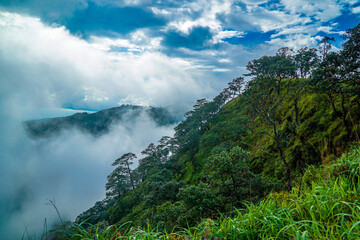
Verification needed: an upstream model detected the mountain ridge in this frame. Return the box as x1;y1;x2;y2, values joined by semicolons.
24;105;178;138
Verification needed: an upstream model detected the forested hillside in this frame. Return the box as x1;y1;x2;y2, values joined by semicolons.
25;105;176;138
59;24;360;238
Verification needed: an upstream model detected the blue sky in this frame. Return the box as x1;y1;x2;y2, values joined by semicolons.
0;0;359;114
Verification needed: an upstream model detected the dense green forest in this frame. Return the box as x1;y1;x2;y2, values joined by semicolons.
25;105;176;138
55;24;360;239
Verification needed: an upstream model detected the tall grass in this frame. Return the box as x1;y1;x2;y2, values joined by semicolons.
52;221;185;240
210;146;360;239
55;147;360;239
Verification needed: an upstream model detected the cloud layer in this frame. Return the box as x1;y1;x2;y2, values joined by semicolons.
2;0;359;88
0;11;212;113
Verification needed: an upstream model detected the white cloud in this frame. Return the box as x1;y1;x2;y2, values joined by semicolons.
241;0;268;5
166;0;232;34
280;0;342;22
118;95;152;106
353;6;360;14
271;23;344;38
343;0;359;4
212;30;244;43
83;87;109;102
248;7;310;33
89;36;135;51
213;68;231;72
151;7;172;16
218;58;232;63
226;3;313;35
225;0;348;55
89;30;162;53
266;34;319;51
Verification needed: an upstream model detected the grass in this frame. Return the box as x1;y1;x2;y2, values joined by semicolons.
52;146;360;239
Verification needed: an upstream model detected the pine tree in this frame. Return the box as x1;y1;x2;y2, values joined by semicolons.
105;153;136;199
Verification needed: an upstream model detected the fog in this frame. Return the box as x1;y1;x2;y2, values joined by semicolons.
0;111;174;239
0;11;210;239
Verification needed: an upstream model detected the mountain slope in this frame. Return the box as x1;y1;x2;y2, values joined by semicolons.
73;75;360;231
52;147;360;239
56;23;360;238
24;105;177;138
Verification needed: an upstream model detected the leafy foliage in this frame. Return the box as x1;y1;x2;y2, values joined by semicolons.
203;147;274;205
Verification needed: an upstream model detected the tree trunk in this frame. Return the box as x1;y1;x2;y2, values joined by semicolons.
126;161;135;190
273;124;292;189
340;94;352;139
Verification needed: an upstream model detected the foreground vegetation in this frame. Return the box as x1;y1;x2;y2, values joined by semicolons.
54;146;360;239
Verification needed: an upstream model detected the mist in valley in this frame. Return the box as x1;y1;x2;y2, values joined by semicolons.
0;11;209;239
0;110;175;239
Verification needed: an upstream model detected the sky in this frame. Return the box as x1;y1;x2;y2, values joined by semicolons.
0;0;359;239
1;0;359;114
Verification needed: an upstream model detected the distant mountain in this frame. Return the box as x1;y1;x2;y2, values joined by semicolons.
24;105;177;138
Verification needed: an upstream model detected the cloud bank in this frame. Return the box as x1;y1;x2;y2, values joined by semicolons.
0;11;212;112
2;0;359;86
